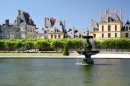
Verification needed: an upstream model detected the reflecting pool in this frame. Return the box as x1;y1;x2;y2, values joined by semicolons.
0;58;130;86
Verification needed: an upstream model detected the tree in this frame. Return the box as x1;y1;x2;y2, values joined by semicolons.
63;45;69;55
0;40;5;51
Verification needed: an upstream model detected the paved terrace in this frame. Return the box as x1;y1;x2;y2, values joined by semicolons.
0;51;130;59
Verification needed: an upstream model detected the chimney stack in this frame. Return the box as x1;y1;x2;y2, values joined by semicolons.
120;8;122;21
18;10;21;16
53;18;56;23
5;19;9;27
45;17;46;27
64;20;66;30
114;8;117;13
105;9;106;14
100;10;102;22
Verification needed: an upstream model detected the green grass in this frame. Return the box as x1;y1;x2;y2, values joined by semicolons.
0;52;77;56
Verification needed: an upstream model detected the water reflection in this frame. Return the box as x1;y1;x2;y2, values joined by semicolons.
0;59;130;86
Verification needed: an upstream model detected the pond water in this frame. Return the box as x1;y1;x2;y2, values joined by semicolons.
0;58;130;86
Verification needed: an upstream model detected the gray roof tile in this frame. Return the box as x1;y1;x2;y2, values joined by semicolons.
102;11;120;22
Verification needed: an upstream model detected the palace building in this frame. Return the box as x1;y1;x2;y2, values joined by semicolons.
0;10;36;40
90;9;130;40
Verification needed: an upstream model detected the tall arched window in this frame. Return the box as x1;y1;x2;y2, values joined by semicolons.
108;25;111;31
108;33;111;38
7;31;10;39
115;25;117;31
102;33;104;38
102;25;104;31
126;26;128;31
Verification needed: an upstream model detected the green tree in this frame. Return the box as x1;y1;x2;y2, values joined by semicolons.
0;40;5;51
63;45;69;55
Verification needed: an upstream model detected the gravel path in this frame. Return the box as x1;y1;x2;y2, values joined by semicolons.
0;53;130;59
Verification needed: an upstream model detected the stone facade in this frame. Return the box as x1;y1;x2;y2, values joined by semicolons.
0;10;36;40
35;17;66;39
90;9;130;40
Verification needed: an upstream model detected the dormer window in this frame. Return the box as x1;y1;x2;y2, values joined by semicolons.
79;34;82;38
108;16;111;22
126;26;128;31
54;27;58;33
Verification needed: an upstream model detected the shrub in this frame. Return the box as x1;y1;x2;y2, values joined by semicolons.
63;45;69;56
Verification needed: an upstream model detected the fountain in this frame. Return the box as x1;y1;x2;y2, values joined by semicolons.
77;36;99;65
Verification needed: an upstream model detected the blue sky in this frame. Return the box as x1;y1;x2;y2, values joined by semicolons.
0;0;129;31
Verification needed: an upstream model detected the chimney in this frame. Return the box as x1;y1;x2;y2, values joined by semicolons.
64;20;66;30
44;17;46;27
5;19;9;27
18;10;21;16
105;9;106;14
114;8;117;13
50;17;53;21
120;8;122;21
73;27;75;38
53;18;56;23
100;10;102;22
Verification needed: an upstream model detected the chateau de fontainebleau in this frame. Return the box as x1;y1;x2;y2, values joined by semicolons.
0;8;130;40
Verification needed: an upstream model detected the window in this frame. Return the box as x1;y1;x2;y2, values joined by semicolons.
108;33;111;38
79;34;82;38
30;28;32;32
65;35;68;38
58;35;60;39
115;25;117;31
108;25;111;31
108;17;111;22
55;35;57;39
102;33;104;38
55;29;57;33
126;26;128;31
74;34;76;38
94;28;96;32
102;25;104;31
51;35;53;39
7;31;10;39
125;33;129;37
94;34;96;38
115;33;117;37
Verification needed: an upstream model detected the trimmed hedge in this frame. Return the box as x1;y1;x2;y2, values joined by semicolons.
63;45;69;55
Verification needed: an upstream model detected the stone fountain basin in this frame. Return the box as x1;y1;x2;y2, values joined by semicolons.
77;50;99;55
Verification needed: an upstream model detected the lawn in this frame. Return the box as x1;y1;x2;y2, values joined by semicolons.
0;52;78;56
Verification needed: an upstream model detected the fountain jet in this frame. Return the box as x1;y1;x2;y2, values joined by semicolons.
77;36;99;65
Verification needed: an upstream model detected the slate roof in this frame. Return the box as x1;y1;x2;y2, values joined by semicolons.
49;22;64;33
45;19;52;28
2;23;14;27
35;28;46;34
126;20;130;25
67;28;89;38
19;11;34;25
102;11;120;22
